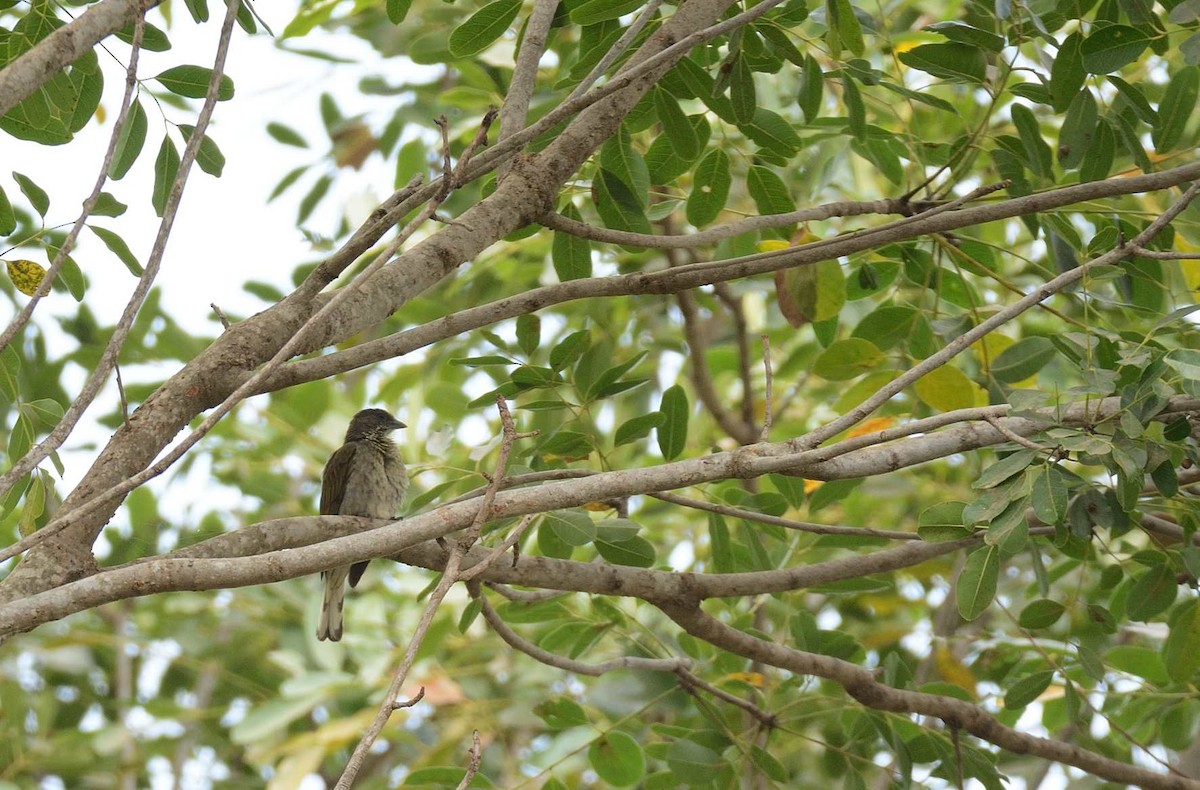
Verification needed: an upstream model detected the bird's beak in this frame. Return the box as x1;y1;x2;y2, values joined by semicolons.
393;419;407;430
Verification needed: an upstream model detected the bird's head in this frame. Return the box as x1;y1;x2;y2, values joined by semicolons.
345;408;406;441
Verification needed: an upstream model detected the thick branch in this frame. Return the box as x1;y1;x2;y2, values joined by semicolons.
0;0;165;116
249;163;1200;395
660;604;1198;790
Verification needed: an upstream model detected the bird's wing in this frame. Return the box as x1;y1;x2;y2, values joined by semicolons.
321;442;357;515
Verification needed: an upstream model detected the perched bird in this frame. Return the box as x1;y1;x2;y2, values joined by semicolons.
317;408;408;642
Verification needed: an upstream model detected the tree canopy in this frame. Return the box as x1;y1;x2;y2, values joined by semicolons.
2;0;1200;787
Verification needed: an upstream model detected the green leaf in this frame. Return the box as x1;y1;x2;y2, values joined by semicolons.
799;55;824;122
151;136;181;218
595;534;655;567
90;192;127;218
1081;25;1150;74
775;260;846;327
957;545;999;620
542;510;596;546
7;411;34;463
898;43;986;82
812;338;884;381
666;739;729;785
1004;669;1054;709
925;21;1005;52
154;65;235;100
114;20;171;51
1155;67;1200;153
747;165;796;218
266;122;308;148
655;87;700;160
729;55;757;126
917;501;971;542
0;346;19;404
1050;32;1085;111
1165;349;1200;381
1019;598;1066;629
178;124;226;177
1165;600;1200;683
1078;117;1115;182
386;0;411;23
657;385;689;460
828;0;864;56
12;172;49;217
842;75;865;141
534;697;588;729
593;168;651;235
109;99;147;180
449;0;521;58
297;173;333;225
1029;465;1067;525
87;226;143;276
0;186;14;235
708;513;733;572
972;449;1036;490
1106;645;1169;684
686;149;730;228
183;0;209;22
1127;563;1177;621
516;314;540;356
1058;89;1097;169
991;337;1057;385
571;0;645;24
1011;103;1052;178
614;412;664;447
743;109;803;156
551;204;592;280
549;330;590;372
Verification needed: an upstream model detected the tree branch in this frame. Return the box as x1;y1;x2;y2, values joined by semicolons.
658;603;1199;790
0;0;166;116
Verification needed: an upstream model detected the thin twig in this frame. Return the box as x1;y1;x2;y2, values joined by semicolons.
759;334;773;442
0;0;147;357
540;181;1010;251
210;302;231;330
676;667;776;728
454;730;483;790
476;593;688;675
257;168;1200;396
787;182;1200;453
458;514;535;581
484;583;566;603
650;491;916;541
0;0;151;496
983;414;1052;453
714;283;756;434
1130;246;1200;260
565;0;664;104
497;0;559;151
114;363;129;426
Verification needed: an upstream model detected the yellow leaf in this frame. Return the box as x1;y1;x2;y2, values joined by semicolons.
913;366;985;412
756;239;790;253
847;416;896;439
934;645;976;695
970;334;1014;371
719;671;765;688
6;259;47;296
583;501;611;512
803;479;824;494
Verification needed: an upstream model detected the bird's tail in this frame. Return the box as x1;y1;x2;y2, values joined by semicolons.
317;566;350;641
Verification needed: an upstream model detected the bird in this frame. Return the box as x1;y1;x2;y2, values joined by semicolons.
317;408;408;642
